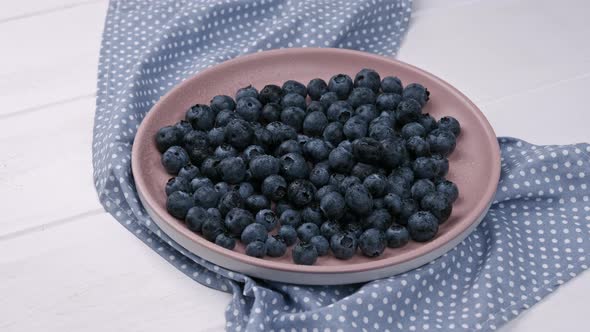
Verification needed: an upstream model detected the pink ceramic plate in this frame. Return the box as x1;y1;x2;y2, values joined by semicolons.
132;48;500;285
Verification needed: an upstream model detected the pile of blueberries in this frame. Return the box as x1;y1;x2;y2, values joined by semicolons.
155;68;460;265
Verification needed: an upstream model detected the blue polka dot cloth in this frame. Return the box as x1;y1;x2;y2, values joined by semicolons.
92;1;590;331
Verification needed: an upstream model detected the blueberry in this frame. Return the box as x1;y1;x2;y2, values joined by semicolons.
363;209;393;231
383;193;403;215
281;93;306;110
302;236;327;258
354;68;381;93
223;207;254;236
161;146;190;174
233;182;255;199
280;209;302;228
338;140;353;152
260;102;282;124
261;174;287;201
183;129;209;151
215;156;246;184
420;192;452;223
330;233;358;260
378;138;406;169
278;225;298;246
253;209;277;232
343;222;363;239
302;205;323;226
363;173;388;197
249;154;280;180
327;101;353;123
385;224;410;248
287;179;317;207
381;76;403;94
302;111;328;137
320;191;346;220
354;104;379;123
316;185;338;201
214;144;238;159
307;78;328;100
343;116;368;140
245;240;267;258
319;221;341;239
408;211;439;242
218;191;244;216
329;173;347;189
322;122;345;145
373;198;385;209
436;117;461;136
215;233;236;250
207;127;226;147
369;123;395;141
280;153;310;180
235;96;262;122
215;109;240;127
265;235;287;257
419;113;438;133
240;222;267;245
190;177;214;192
258;85;283;104
411;179;435;201
292;242;318;265
225;119;254;150
398;198;418;225
235;85;258;100
437;180;459;202
297;222;321;242
282;80;307;97
396;99;422;125
406;136;430;158
431;154;449;177
207;208;222;220
348;87;377;108
358;228;386;257
175;120;193;137
386;175;411;198
303;139;330;162
328;74;353;99
186;104;215;131
201;157;220;181
210;95;236;113
155;125;182;153
375;93;402;112
266;121;297;146
319;91;339;109
352;137;381;165
242;145;266;164
401;122;426;139
345;184;373;216
350;162;377;181
185;206;208;232
412;157;440;179
427;129;457;157
165;177;190;196
245;195;270;213
201;216;224;242
309;164;331;188
193;185;220;209
339;176;362;195
392;166;415;184
328;147;354;173
306;101;325;114
402;83;430;107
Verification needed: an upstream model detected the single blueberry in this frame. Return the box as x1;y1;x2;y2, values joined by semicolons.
186;104;215;131
280;152;310;180
302;205;323;226
420;191;452;223
261;174;288;201
161;146;190;174
427;128;457;157
412;156;440;179
215;233;236;250
174;120;193;138
266;121;298;146
402;83;430;107
352;137;381;165
307;78;328;100
411;179;436;201
310;235;330;256
193;185;220;209
407;211;439;242
322;122;345;146
398;198;418;225
292;242;318;265
235;85;258;101
348;87;377;108
165;177;190;196
385;224;410;248
265;235;287;257
345;184;374;216
303;111;329;137
354;104;379;123
320;221;341;239
166;191;194;219
363;173;388;197
419;113;438;133
287;179;317;207
207;127;226;147
375;93;402;112
362;209;393;231
225;119;254;150
201;216;224;242
309;164;331;188
437;179;459;202
396;99;422;125
282;80;307;97
190;177;214;192
278;225;298;246
240;222;268;245
339;176;362;195
354;68;381;93
280;209;302;228
303;139;331;162
281;93;306;110
236;96;262;122
343;115;368;140
217;191;244;216
326;100;353;124
328;147;354;173
319;91;339;109
359;228;387;257
242;145;266;164
306;101;325;114
406;136;431;158
258;85;283;104
210;95;236;113
216;156;246;184
245;240;267;258
245;195;270;213
185;206;208;232
297;222;321;242
401;122;426;139
381;76;403;94
368;123;395;141
249;154;280;180
431;154;449;177
320;191;346;220
261;102;282;124
330;233;358;260
255;209;278;231
383;193;403;215
155;125;183;153
328;73;353;99
215;109;241;127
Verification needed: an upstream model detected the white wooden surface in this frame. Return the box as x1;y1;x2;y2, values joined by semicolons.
0;1;588;331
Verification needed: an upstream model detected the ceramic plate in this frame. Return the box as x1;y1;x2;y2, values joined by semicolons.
131;48;500;285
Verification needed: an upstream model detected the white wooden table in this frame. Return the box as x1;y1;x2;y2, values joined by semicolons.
1;1;589;331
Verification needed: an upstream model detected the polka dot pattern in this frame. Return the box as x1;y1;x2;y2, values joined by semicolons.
93;1;590;331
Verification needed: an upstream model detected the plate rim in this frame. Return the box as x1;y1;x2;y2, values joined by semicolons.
131;47;500;275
